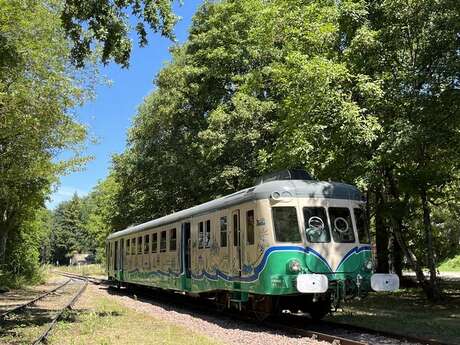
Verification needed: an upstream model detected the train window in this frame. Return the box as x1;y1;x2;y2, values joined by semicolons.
272;207;301;243
354;208;370;244
131;238;136;255
152;233;158;253
160;231;167;252
126;239;130;255
303;207;331;243
198;222;204;249
220;216;227;247
205;220;211;248
246;210;255;245
329;207;355;243
144;234;150;254
137;236;142;254
170;228;177;251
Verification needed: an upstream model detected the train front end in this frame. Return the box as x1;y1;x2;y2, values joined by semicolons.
262;177;399;318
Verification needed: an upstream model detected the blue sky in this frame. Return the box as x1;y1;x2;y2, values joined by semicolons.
47;0;203;208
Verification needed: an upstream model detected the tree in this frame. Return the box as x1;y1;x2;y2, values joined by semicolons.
343;0;460;300
85;174;120;262
0;0;93;278
50;194;92;264
61;0;178;67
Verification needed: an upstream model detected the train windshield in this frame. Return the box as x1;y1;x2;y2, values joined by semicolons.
354;207;370;244
272;207;302;242
328;207;355;243
303;207;331;243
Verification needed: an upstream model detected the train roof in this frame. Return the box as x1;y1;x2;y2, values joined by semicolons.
107;179;363;240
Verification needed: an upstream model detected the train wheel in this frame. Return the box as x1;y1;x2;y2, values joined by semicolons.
308;299;331;321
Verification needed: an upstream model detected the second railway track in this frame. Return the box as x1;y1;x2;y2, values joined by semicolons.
1;275;88;345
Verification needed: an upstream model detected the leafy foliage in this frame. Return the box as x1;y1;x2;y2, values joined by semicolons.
61;0;178;67
0;0;94;284
102;0;460;301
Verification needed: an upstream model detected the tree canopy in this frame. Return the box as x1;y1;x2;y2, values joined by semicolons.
61;0;178;67
0;0;94;283
101;0;460;300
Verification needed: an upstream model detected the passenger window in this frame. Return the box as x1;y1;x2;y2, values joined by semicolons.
220;216;227;247
137;236;142;254
126;239;130;255
354;208;370;244
329;207;355;243
160;231;167;252
152;233;158;253
198;222;204;249
131;238;136;255
303;207;331;243
205;220;211;248
170;228;177;251
144;234;149;254
246;210;255;245
272;207;301;243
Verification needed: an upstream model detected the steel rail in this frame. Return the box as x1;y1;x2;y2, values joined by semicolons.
54;271;107;285
319;319;457;345
31;278;88;345
0;279;72;321
263;320;367;345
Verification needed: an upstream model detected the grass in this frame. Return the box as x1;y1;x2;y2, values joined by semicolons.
55;264;106;277
438;255;460;272
48;296;221;345
326;280;460;344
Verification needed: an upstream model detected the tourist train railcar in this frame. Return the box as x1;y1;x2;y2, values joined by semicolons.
106;170;398;319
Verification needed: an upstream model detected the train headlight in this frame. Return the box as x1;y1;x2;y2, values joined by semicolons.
288;259;302;273
365;259;373;271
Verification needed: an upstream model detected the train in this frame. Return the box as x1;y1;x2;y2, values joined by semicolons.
106;169;399;319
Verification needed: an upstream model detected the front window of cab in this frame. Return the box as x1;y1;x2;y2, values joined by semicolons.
329;207;355;243
272;207;301;242
303;207;331;243
354;207;370;244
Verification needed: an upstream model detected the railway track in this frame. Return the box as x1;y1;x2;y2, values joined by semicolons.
1;276;88;345
0;278;72;320
57;271;458;345
56;271;455;345
31;277;88;345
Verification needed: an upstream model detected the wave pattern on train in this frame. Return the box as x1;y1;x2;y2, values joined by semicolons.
106;169;399;319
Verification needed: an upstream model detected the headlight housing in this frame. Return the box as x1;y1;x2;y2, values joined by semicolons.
288;259;302;273
364;259;373;271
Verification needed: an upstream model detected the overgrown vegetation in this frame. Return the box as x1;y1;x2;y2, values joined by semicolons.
439;255;460;272
0;0;94;286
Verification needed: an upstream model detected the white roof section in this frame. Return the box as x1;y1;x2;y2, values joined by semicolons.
107;179;363;240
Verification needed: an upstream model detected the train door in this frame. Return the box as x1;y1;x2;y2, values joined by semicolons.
119;239;124;280
114;240;118;275
231;210;242;278
181;222;191;290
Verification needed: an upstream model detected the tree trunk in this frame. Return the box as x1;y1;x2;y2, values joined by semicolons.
375;191;390;273
420;188;442;301
384;169;441;300
0;228;8;266
388;233;403;277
